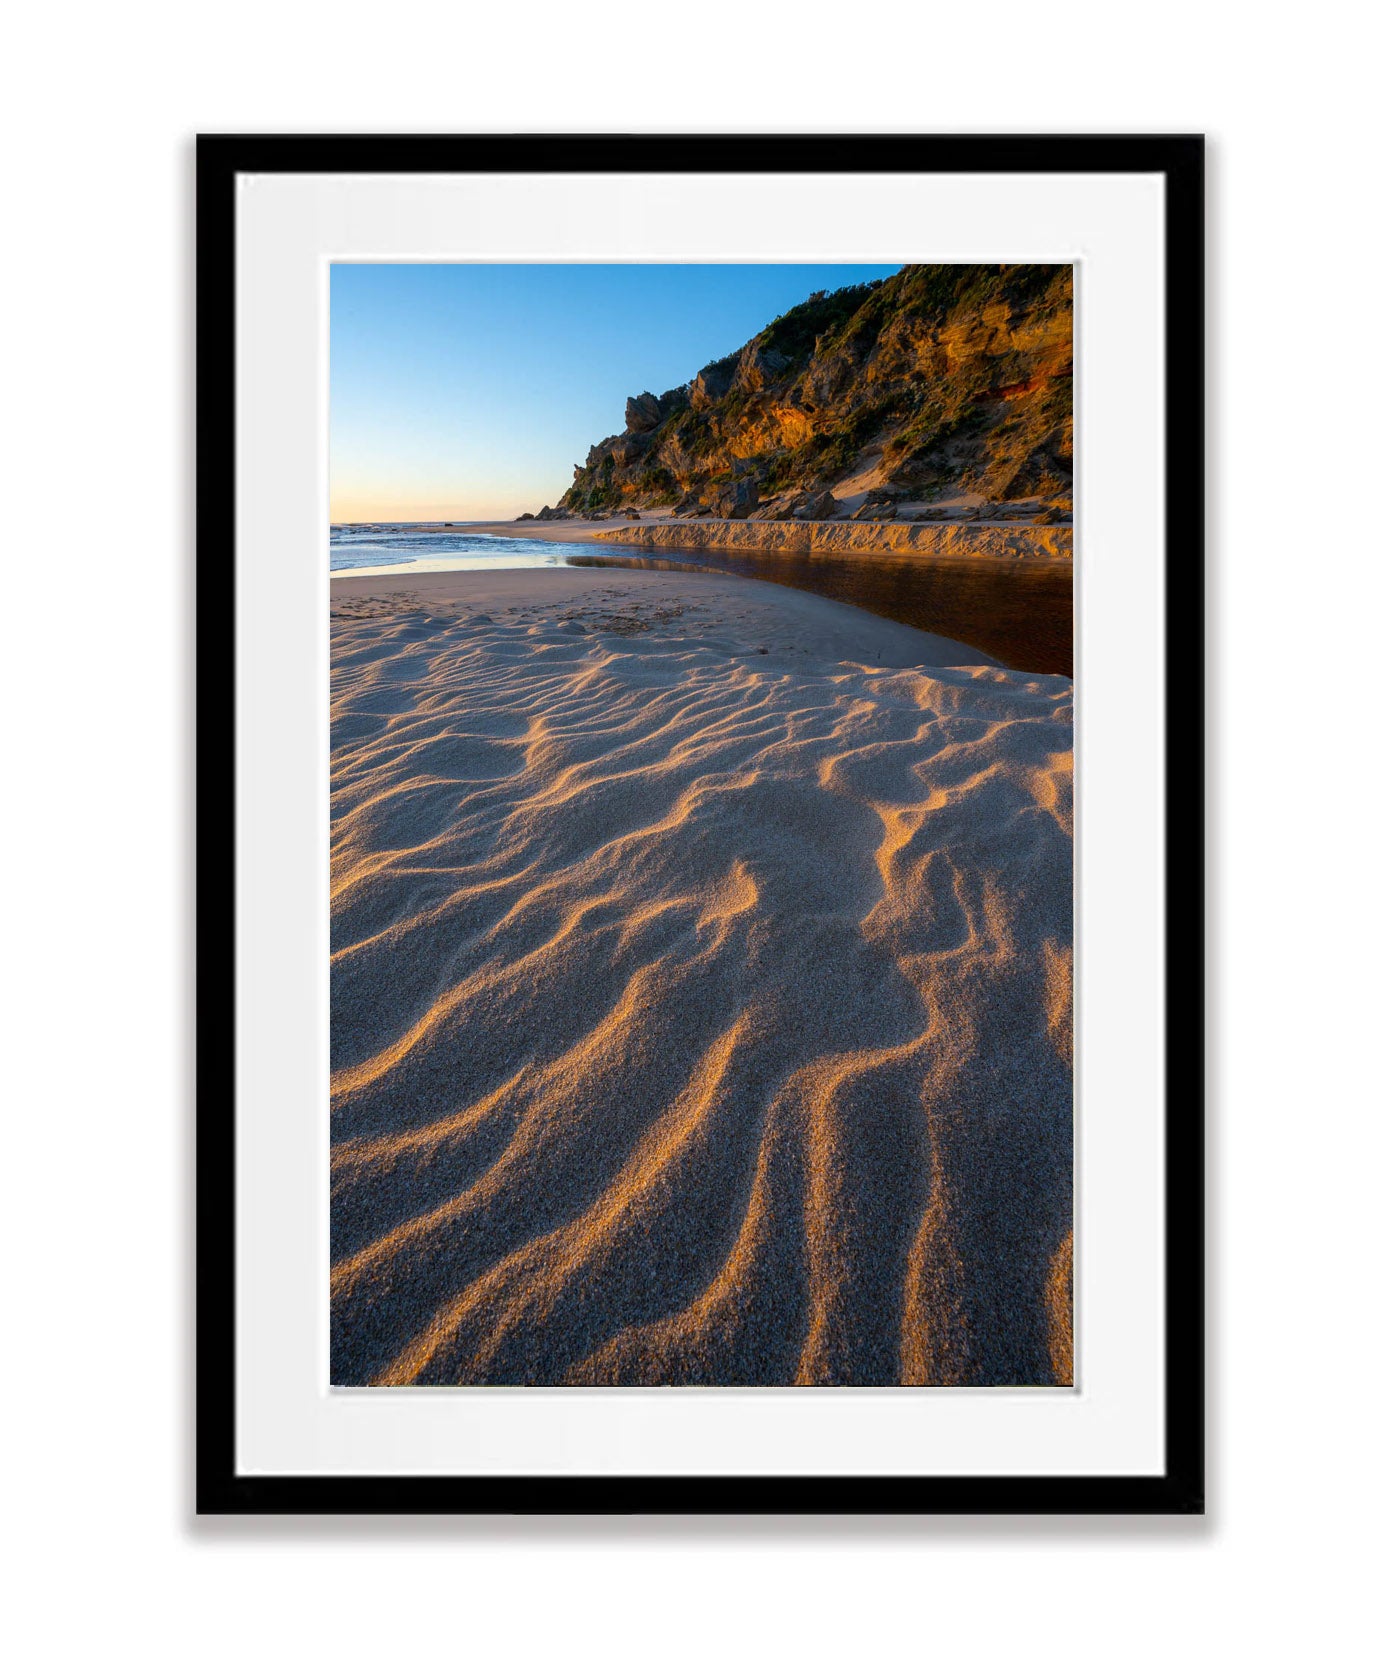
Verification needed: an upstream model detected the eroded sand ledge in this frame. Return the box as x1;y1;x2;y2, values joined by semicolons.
329;567;1073;1387
450;514;1073;563
589;518;1074;561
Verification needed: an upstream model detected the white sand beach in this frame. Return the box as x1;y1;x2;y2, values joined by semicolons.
329;566;1073;1386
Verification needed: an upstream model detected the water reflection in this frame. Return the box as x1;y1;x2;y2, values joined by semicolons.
567;548;1073;677
329;524;1072;676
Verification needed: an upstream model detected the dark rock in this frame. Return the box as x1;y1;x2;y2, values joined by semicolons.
753;485;839;522
708;476;760;520
623;386;689;433
852;486;899;520
789;488;839;521
689;354;739;409
514;512;535;521
754;489;802;522
625;392;663;433
610;431;647;465
735;342;789;394
585;437;624;470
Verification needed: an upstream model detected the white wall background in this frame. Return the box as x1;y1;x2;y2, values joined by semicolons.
4;3;1395;1675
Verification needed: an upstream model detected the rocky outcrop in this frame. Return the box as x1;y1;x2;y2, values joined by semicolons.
852;486;900;521
689;356;738;410
709;476;760;519
624;392;661;433
734;341;789;393
749;486;842;522
558;265;1073;521
624;386;686;434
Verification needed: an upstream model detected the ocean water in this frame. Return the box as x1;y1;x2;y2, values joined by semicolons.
329;524;655;573
329;524;1072;676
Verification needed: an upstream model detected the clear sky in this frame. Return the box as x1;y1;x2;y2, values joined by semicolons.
330;263;902;522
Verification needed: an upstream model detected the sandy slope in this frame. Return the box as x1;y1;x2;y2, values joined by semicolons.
329;567;1073;1386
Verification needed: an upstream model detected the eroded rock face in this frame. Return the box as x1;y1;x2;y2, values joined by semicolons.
735;341;789;393
625;392;662;433
560;265;1073;520
622;388;688;433
689;355;738;409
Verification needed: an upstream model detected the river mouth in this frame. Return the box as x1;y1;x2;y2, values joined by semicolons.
329;525;1072;675
567;547;1073;677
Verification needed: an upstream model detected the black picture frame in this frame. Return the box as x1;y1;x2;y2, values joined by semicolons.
196;133;1204;1518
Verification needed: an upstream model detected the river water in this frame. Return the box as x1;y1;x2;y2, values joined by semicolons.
330;526;1072;677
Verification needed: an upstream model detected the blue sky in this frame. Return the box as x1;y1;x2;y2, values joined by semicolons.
330;263;902;521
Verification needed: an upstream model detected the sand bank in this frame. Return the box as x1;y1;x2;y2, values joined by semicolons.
437;515;1072;562
590;518;1073;562
330;566;1073;1386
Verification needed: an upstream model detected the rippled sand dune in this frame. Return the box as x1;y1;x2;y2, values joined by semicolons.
330;567;1073;1386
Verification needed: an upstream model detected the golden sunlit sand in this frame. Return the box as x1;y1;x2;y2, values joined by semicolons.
330;565;1072;1386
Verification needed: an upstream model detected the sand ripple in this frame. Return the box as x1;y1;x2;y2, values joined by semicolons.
329;574;1072;1385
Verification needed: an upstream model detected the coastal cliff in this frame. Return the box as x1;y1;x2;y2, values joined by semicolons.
552;264;1072;524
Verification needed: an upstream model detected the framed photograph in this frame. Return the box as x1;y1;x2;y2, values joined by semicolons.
197;133;1203;1515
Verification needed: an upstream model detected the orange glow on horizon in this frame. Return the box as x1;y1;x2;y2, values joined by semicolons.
330;492;544;525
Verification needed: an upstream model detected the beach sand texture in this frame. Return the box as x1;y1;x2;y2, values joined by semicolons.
330;568;1073;1386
